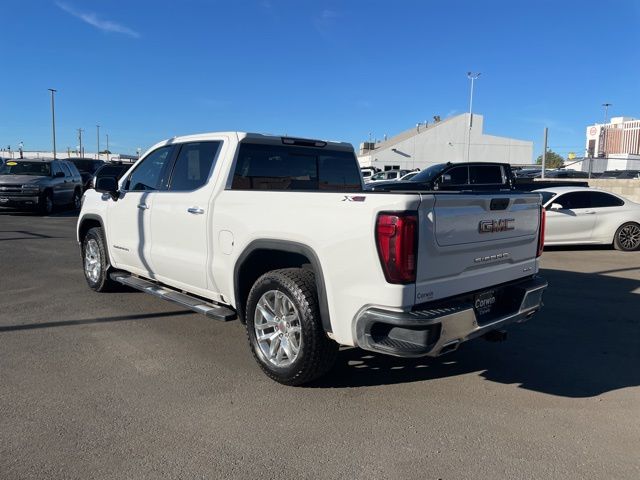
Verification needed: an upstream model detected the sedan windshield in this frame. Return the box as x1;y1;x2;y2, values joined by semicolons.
0;161;51;176
407;163;446;183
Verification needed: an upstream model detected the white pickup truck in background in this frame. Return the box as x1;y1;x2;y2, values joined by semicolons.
77;132;547;385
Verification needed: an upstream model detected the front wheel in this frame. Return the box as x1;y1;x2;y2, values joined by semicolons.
38;190;53;215
614;222;640;251
71;189;82;210
245;268;338;386
82;227;117;292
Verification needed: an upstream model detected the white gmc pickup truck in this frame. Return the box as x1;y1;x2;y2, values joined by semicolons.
78;132;547;385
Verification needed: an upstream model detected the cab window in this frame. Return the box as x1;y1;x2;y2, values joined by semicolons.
125;146;174;191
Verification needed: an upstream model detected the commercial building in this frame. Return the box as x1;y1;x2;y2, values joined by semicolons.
583;117;640;172
358;113;533;171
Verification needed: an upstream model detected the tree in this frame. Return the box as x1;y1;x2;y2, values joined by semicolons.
536;149;564;169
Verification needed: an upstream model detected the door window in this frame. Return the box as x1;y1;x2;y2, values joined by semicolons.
125;147;174;191
60;163;73;177
589;191;624;208
167;142;221;192
51;162;63;177
554;192;591;210
446;166;470;185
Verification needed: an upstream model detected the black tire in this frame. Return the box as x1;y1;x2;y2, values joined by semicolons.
613;222;640;251
81;227;117;292
38;190;53;215
245;268;338;386
71;189;82;211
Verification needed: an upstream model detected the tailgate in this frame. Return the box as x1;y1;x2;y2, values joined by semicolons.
414;192;541;303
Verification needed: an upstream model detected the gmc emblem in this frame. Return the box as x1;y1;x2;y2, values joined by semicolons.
479;218;515;233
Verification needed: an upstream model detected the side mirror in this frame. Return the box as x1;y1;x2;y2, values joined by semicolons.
54;171;65;178
549;202;563;210
95;176;119;200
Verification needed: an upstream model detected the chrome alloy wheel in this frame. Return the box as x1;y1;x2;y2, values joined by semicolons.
254;290;302;367
84;238;101;283
618;223;640;250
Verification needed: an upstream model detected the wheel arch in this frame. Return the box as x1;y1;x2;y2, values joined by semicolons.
233;240;332;333
77;214;105;244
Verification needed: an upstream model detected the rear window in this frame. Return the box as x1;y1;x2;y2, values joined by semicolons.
470;165;504;184
231;143;362;191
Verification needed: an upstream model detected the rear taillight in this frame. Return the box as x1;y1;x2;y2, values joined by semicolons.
376;212;418;284
537;206;546;257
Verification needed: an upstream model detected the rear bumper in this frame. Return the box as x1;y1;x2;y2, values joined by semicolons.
354;275;547;358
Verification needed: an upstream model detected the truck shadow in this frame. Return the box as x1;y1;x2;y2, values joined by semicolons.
312;267;640;398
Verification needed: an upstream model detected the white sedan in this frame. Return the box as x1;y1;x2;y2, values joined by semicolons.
534;186;640;251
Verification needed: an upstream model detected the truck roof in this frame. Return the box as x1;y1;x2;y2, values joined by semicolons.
145;132;354;156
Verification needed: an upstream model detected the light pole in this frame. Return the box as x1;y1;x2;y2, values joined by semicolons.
48;88;57;159
106;133;109;159
602;103;612;124
96;125;101;160
78;128;84;157
466;72;481;163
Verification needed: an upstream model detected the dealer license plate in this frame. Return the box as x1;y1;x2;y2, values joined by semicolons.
474;289;497;317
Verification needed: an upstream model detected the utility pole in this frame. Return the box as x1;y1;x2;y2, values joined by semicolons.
106;133;109;160
48;88;57;159
602;103;612;124
96;124;100;160
466;72;481;163
541;127;548;179
78;128;84;157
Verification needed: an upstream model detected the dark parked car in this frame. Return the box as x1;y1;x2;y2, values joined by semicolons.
91;161;133;188
536;169;590;179
599;170;640;179
68;158;105;190
0;159;83;214
366;162;515;191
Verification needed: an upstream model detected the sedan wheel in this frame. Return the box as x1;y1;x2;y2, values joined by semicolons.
614;222;640;251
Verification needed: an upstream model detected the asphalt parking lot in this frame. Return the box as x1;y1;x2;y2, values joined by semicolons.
1;211;639;480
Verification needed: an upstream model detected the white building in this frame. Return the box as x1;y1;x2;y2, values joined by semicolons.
583;116;640;171
0;150;131;162
358;113;533;171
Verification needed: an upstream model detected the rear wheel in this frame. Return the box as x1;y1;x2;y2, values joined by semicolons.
82;227;117;292
245;268;338;386
614;222;640;251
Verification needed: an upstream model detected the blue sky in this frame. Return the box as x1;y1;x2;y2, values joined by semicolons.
1;0;639;160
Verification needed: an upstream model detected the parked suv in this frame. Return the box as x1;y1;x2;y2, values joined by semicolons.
0;158;83;214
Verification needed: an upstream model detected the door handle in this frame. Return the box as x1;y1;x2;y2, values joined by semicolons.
187;207;204;215
584;210;596;215
137;204;149;210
